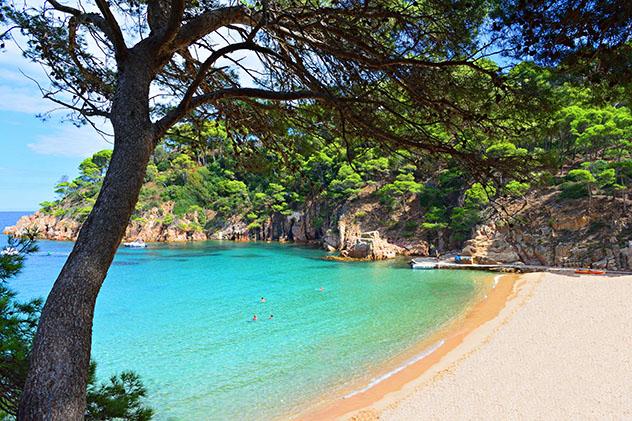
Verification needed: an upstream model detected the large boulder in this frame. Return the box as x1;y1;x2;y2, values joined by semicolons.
342;231;404;260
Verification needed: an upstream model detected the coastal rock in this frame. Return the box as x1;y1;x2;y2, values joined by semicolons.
461;228;520;264
403;241;430;256
322;229;340;250
551;214;591;231
343;231;404;260
3;212;80;241
460;191;632;270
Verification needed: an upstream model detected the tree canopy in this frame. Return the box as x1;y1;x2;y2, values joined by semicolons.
1;0;537;177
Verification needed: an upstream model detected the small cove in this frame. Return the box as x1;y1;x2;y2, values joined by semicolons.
2;212;492;420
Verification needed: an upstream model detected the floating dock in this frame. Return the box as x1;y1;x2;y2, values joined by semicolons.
409;258;632;276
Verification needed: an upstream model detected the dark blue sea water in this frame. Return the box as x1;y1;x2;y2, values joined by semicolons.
1;211;491;420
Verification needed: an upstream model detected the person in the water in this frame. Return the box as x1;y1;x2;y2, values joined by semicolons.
260;297;266;303
269;314;273;320
319;287;325;292
252;314;258;321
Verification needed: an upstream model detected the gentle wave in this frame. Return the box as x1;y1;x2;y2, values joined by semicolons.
493;274;502;288
342;339;446;399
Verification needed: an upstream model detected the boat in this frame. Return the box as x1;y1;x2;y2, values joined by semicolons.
123;239;147;248
410;259;437;270
575;269;606;275
0;247;19;256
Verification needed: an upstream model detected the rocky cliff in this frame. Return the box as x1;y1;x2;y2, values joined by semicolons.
3;187;417;260
461;189;632;271
5;186;632;269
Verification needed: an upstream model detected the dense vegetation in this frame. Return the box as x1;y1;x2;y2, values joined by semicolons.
39;65;632;248
0;236;153;419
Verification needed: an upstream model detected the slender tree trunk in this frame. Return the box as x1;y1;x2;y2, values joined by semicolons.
18;64;155;420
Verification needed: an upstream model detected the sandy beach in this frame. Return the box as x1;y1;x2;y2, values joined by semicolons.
335;272;632;420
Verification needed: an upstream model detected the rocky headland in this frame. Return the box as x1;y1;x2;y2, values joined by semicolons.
5;186;631;269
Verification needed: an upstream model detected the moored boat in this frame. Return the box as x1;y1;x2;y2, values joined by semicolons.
123;239;147;248
575;268;606;275
410;259;437;269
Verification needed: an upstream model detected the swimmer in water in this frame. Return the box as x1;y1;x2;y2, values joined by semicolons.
252;314;258;321
319;287;325;292
269;314;273;320
260;297;266;303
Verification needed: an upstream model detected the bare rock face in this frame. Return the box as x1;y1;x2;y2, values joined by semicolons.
461;224;521;264
402;241;430;256
550;214;591;231
210;218;248;241
460;192;632;270
341;230;404;260
3;212;80;241
322;229;340;251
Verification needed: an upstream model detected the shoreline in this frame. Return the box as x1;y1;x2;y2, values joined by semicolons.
297;272;519;420
308;271;632;420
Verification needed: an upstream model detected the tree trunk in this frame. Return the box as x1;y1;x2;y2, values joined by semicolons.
18;65;155;420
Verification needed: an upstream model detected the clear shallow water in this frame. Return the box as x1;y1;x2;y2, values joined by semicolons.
1;212;491;420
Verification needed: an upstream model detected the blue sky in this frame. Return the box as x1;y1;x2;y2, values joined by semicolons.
0;40;112;211
0;2;260;212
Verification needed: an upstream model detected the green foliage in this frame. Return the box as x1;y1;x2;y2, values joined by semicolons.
559;181;590;199
560;169;595;199
39;75;632;243
327;164;363;200
421;206;449;230
38;201;56;214
504;181;530;197
464;183;493;207
596;168;616;189
567;169;596;183
79;150;112;183
450;207;481;243
162;214;174;226
145;164;159;182
378;172;423;209
86;364;153;421
485;142;528;159
557;105;632;157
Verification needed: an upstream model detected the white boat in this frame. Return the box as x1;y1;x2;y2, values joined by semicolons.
123;239;147;248
1;247;19;256
410;259;437;270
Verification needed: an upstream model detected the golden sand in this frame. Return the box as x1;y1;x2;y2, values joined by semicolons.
299;273;520;420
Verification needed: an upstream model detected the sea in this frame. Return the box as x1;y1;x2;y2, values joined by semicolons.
0;211;491;420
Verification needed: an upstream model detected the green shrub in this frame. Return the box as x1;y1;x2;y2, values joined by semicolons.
504;180;530;197
162;214;174;226
559;182;590;199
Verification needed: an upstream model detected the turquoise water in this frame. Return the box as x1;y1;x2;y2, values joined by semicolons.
2;212;491;420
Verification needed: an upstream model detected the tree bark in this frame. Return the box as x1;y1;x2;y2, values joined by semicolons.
18;64;155;420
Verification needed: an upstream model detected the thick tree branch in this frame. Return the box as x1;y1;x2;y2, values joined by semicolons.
47;0;127;60
173;6;253;49
156;88;324;137
177;40;278;112
47;0;81;16
94;0;127;59
161;0;186;46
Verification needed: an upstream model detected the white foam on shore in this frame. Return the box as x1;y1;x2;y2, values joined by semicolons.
342;339;446;399
493;274;502;289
